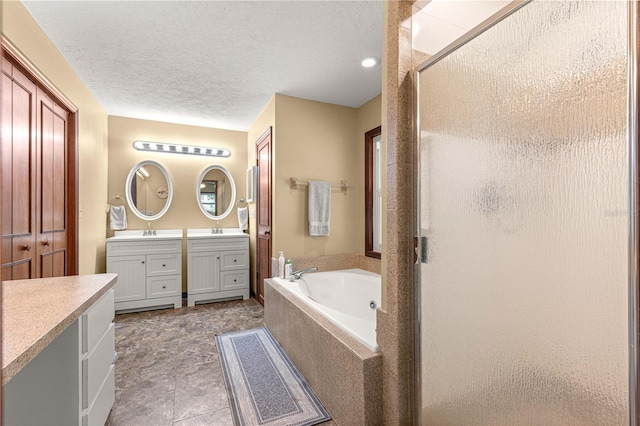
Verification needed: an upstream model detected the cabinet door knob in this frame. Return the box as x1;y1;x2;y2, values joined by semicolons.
162;285;166;289
217;257;220;260
42;240;50;246
20;244;31;251
141;261;145;264
234;279;237;282
162;264;166;267
234;259;237;262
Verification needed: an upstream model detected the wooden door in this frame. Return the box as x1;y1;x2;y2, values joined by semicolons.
255;127;272;305
37;89;68;278
1;61;37;280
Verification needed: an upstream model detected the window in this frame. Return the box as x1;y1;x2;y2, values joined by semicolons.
365;126;382;258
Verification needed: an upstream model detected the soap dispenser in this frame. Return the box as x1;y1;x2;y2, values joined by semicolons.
278;251;285;279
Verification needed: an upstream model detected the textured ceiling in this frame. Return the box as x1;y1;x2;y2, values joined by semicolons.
21;1;383;131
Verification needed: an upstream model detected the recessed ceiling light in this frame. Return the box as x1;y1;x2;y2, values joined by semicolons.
361;57;379;68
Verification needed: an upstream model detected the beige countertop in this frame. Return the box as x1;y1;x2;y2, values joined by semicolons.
2;273;118;385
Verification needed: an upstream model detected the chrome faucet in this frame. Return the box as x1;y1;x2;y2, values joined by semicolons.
212;222;222;234
143;224;156;236
289;267;318;281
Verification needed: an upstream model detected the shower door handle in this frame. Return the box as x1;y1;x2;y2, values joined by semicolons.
419;236;428;264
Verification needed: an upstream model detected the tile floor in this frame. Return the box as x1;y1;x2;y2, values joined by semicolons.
105;299;336;426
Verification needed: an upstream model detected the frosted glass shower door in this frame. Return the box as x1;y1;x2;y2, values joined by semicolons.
417;1;631;424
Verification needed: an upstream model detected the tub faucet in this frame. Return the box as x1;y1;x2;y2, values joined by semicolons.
289;267;318;281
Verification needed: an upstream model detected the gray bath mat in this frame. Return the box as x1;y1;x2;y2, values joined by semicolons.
216;327;331;426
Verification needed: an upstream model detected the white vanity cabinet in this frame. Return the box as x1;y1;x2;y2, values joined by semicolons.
187;230;249;306
106;230;183;313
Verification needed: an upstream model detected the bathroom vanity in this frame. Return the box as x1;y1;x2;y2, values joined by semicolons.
106;229;183;313
187;229;249;306
3;274;117;426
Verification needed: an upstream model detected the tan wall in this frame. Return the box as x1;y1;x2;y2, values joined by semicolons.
3;1;109;274
246;96;276;294
272;94;361;258
108;116;247;291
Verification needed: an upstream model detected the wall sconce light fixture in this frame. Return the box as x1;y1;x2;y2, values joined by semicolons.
133;140;231;158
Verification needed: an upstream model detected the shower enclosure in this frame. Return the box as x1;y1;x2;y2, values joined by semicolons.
414;1;638;424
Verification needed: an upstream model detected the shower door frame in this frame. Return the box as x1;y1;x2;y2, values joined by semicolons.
411;1;639;424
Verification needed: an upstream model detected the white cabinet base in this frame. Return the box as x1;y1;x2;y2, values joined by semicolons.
115;296;182;313
187;288;249;307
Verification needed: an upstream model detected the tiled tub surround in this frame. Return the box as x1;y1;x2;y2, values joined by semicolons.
265;277;383;426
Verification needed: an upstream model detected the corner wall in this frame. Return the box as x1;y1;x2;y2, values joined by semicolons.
377;1;415;424
2;1;109;274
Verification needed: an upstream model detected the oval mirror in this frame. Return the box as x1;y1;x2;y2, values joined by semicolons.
125;160;173;220
196;165;236;220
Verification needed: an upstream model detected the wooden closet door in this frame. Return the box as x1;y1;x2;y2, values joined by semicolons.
1;62;37;281
36;90;68;278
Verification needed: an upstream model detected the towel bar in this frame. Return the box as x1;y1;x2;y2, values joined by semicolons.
289;177;349;192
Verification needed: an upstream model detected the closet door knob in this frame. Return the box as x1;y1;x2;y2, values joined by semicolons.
20;244;31;251
42;240;50;246
264;231;270;235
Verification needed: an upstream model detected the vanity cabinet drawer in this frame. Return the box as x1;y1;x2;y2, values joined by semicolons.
188;237;248;253
147;254;181;276
221;270;249;291
82;289;115;353
147;275;181;299
82;364;115;426
82;323;115;409
107;239;181;256
220;250;248;270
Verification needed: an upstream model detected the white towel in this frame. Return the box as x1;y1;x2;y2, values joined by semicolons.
308;181;331;236
109;206;128;230
237;206;248;231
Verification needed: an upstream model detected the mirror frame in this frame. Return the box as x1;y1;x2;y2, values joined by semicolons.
196;165;236;220
125;160;173;221
365;126;382;259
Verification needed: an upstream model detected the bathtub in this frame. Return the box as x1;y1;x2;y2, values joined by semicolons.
264;268;382;425
271;268;380;352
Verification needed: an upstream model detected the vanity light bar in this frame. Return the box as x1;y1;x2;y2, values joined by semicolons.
132;140;231;158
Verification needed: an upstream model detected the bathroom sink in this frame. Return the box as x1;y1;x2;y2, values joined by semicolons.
108;229;183;241
187;228;247;238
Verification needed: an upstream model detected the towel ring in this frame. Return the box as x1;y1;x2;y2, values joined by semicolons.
109;195;125;206
236;198;248;208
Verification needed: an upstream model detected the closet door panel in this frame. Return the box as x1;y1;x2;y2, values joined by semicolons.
40;252;53;279
37;90;67;277
52;250;65;277
2;71;12;270
12;260;31;281
40;99;54;233
6;67;37;279
52;111;66;231
11;78;34;236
